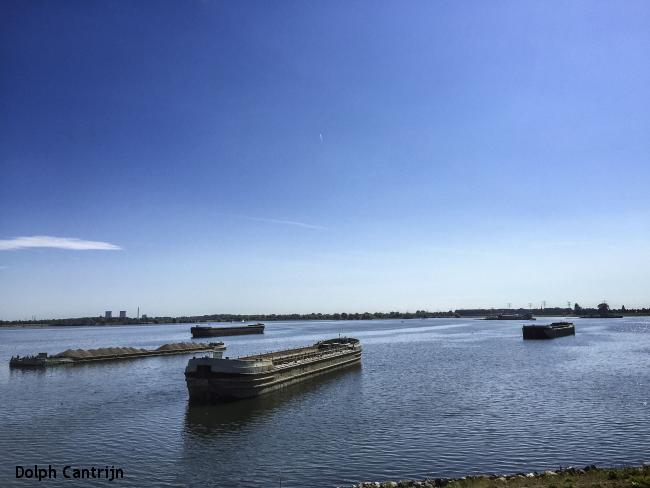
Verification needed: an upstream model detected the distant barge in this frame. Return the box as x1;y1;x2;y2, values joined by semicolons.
579;314;623;319
191;323;265;338
484;313;535;320
10;342;225;368
185;337;361;403
522;322;575;340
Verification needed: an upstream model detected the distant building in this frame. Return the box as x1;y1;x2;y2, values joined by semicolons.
105;311;112;319
119;311;127;319
141;314;147;319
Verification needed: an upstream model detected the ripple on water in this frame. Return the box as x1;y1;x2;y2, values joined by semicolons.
1;318;649;487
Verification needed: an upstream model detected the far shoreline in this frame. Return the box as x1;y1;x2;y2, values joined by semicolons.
2;314;649;330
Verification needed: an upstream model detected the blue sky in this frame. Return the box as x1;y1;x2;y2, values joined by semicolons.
1;1;649;320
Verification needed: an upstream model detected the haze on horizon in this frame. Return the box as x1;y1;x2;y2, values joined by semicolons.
1;1;649;321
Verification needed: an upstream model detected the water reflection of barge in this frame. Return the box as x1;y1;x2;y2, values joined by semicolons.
191;323;265;337
185;364;361;433
522;322;575;340
185;337;362;403
10;342;225;368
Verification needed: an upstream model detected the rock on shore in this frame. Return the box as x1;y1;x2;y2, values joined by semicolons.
340;464;650;488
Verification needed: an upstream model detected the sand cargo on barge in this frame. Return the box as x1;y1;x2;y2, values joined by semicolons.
522;322;575;340
185;337;361;402
191;323;265;337
10;342;225;368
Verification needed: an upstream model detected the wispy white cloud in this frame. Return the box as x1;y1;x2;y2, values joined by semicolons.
245;217;325;230
0;236;122;251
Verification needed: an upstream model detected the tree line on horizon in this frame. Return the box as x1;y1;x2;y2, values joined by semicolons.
1;304;649;326
0;310;456;325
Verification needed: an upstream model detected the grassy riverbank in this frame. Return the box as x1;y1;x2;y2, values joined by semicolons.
349;465;650;488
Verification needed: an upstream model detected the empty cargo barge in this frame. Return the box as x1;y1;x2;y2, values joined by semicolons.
10;342;225;368
191;323;265;337
522;322;575;340
185;337;362;403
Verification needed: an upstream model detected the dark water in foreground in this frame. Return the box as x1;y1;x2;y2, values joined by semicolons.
1;318;649;487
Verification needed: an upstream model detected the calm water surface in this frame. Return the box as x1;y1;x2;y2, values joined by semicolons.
1;318;649;487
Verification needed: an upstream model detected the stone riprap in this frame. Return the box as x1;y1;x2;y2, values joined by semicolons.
342;464;650;488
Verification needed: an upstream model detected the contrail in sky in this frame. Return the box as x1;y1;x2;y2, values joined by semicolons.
245;217;325;230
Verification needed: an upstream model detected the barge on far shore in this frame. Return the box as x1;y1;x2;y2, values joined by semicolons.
10;342;225;368
185;337;362;403
191;323;265;338
522;321;575;340
484;312;535;320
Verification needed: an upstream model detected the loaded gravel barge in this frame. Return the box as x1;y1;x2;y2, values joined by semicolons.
522;321;575;340
185;337;361;403
191;323;265;337
10;342;225;368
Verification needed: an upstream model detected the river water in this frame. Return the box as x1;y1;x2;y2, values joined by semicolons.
1;317;649;487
